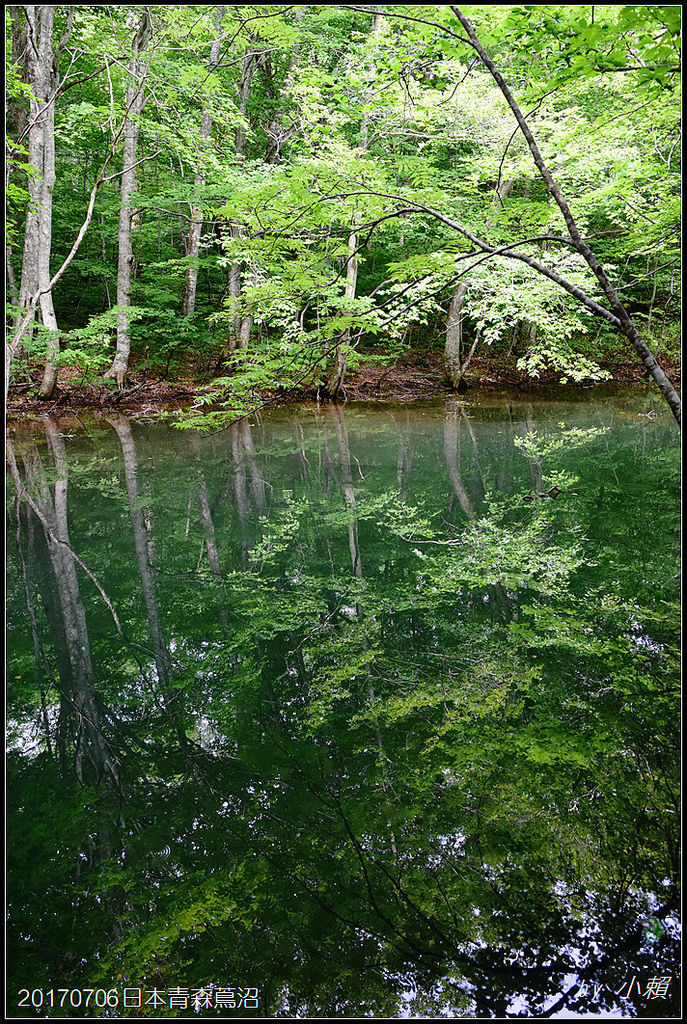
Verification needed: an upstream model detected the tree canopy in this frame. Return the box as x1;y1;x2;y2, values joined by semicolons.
5;5;681;421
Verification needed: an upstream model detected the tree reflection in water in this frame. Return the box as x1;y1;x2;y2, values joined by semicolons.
6;399;680;1018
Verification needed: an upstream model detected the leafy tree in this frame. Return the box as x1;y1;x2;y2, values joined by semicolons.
4;6;681;421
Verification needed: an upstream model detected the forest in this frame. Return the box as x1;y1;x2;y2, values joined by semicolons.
5;4;682;424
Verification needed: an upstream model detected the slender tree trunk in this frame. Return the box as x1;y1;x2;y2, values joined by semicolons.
223;227;256;357
6;245;19;308
7;7;29;139
104;11;153;387
327;14;385;399
15;6;40;332
36;12;60;397
444;282;469;389
17;7;60;388
182;7;225;317
237;301;253;349
444;178;514;389
223;226;244;359
223;49;256;358
16;6;75;399
327;230;359;399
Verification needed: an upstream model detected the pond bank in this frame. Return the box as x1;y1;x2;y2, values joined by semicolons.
6;352;681;420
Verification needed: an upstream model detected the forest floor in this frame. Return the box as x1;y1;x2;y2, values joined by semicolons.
6;351;681;420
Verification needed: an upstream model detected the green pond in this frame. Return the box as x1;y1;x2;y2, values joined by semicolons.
6;394;681;1018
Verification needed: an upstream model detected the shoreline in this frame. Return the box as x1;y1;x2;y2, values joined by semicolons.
6;353;681;422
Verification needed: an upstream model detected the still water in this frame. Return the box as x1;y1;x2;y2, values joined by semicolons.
6;395;681;1018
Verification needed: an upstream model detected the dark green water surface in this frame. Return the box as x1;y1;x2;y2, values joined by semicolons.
6;395;681;1018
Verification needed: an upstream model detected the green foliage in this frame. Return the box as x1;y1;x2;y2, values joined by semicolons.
56;311;123;380
5;5;681;409
513;424;610;463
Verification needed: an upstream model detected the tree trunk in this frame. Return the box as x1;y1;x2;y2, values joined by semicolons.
223;49;256;358
104;11;153;387
15;6;39;328
36;10;60;397
327;230;359;399
443;282;469;388
444;178;514;389
182;7;225;317
326;16;385;399
223;226;247;358
16;7;60;390
7;7;29;139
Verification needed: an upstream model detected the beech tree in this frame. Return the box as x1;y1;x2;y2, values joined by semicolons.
10;7;74;398
104;8;153;387
182;6;226;318
223;42;258;359
326;11;385;398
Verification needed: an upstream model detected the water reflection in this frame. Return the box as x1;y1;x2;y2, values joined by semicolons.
6;398;681;1018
